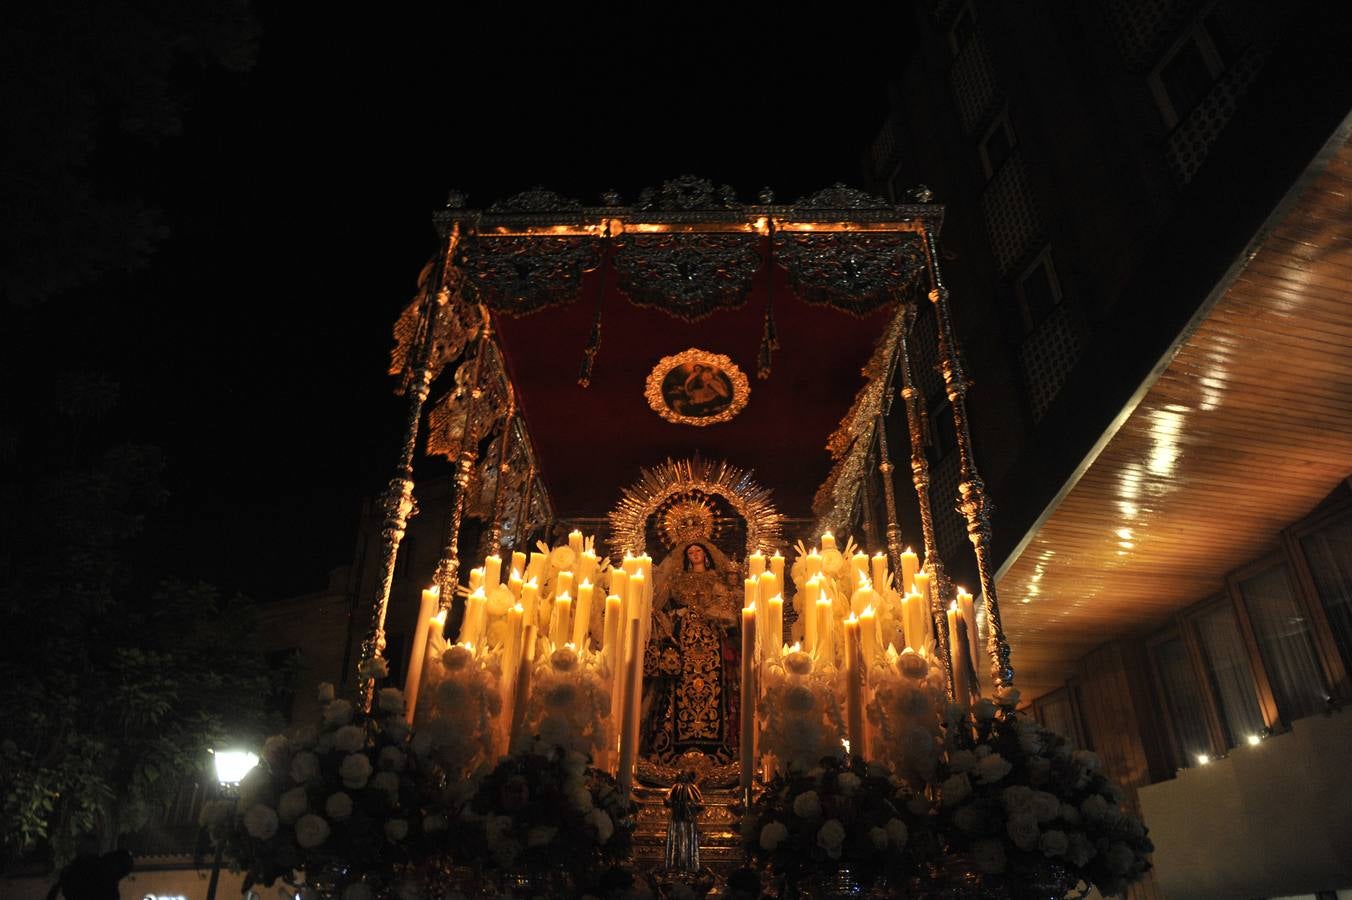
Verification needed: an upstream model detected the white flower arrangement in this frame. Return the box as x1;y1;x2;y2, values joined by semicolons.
759;649;845;774
515;645;612;759
418;643;503;782
866;645;946;788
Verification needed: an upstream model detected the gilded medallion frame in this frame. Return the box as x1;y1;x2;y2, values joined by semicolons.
644;348;750;426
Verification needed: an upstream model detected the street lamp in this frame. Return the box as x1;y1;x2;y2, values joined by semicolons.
206;748;258;900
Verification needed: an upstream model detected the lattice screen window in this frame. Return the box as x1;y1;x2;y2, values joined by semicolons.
981;155;1043;277
930;452;967;565
909;305;946;409
1019;303;1082;421
1103;0;1197;70
949;33;1000;135
1165;45;1268;185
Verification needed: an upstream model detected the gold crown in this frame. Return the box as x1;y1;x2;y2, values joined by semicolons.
659;497;717;548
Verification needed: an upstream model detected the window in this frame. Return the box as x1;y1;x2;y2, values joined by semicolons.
1191;600;1266;746
948;3;977;56
1296;512;1352;672
978;111;1016;179
1234;562;1328;721
1150;630;1216;766
928;400;958;462
1149;13;1228;128
1016;248;1063;333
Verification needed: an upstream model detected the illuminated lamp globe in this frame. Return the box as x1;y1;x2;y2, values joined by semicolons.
213;749;260;787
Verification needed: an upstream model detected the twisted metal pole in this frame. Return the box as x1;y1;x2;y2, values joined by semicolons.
434;310;491;599
920;229;1014;699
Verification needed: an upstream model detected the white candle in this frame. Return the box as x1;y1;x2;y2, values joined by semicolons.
859;604;877;668
484;555;502;592
468;567;485;592
507;568;524;600
521;578;541;630
758;571;777;607
510;551;527;578
850;552;870;589
551;592;572;649
555;570;574;602
900;548;919;594
404;587;442;724
958;588;980;693
463;587;487;648
844;615;865;760
740;603;758;795
748;552;766;577
770;553;785;589
821;531;837;552
568;529;583;554
604;593;624;767
610;569;629;616
767;594;784;659
871;552;888;594
499;603;525;741
616;618;642;794
526;552;548;584
744;576;759;609
948;604;972;704
573;579;595;649
816;597;834;667
806;550;823;578
803;576;820;652
509;624;537;751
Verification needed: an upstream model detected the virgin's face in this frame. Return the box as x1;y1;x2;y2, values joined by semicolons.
686;545;707;567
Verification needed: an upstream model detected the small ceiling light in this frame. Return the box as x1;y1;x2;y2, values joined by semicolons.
1246;734;1261;746
1195;753;1211;766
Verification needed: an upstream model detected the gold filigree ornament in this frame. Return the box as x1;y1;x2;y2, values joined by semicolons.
644;348;749;427
659;498;718;549
610;457;783;557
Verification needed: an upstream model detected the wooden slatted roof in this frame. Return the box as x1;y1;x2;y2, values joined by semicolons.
996;128;1352;701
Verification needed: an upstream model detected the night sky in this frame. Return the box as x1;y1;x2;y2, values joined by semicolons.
6;6;910;601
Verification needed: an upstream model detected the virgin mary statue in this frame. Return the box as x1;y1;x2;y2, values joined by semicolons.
641;538;743;764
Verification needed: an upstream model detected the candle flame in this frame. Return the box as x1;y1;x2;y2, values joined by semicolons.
846;612;858;624
509;568;521;580
426;584;440;596
512;603;523;614
949;601;958;613
526;577;539;587
432;610;447;624
862;604;875;616
579;578;591;588
770;593;783;603
471;586;487;599
556;591;571;602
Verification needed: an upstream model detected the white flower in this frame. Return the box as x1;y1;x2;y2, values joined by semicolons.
373;770;400;799
264;734;289;763
323;699;354;726
1067;833;1095;867
243;804;278;840
1072;750;1101;772
237;766;275;811
385;818;409;842
549;546;576;569
821;549;845;574
1031;791;1060;822
325;792;353;820
295;813;331;848
907;795;931;816
941;773;971;806
545;682;579;711
441;645;473;671
953;805;984;834
783;650;814;676
1059;803;1081;825
972;698;998;721
423;813;448;834
550;646;579;673
1002;785;1034;813
340;753;373;789
378;688;405;714
1027;755;1052;785
562;751;587;777
784;685;817;713
837;772;861;795
334;725;366;753
975;752;1013;784
290;751;320;784
278;787;309;823
792;790;822;818
995;685;1021;706
317;683;336;704
1105;841;1135;875
869;826;889;850
359;656;389;680
948;749;977;774
1019;731;1044;755
586;808;614;844
567;786;593;812
526;825;558;847
384;717;410;743
1080;794;1111;821
759;821;789;851
816;819;846;858
886;817;908;847
411;732;433;757
342;884;373;900
1039;829;1069;858
379;746;407;772
897;650;929;679
1006;813;1040;851
973;838;1007;874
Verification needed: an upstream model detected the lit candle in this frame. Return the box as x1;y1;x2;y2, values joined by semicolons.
744;576;759;609
578;550;598;587
616;618;642;794
622;554;640;577
521;578;541;630
913;571;932;643
900;548;919;594
627;570;645;620
958;588;980;694
604;593;624;766
803;576;820;652
403;586;442;723
526;552;547;584
573;579;595;649
748;552;766;577
816;596;834;667
767;594;784;659
806;549;823;578
509;624;537;751
507;568;524;600
499;603;525;740
770;553;785;589
511;551;527;578
740;602;758;796
484;555;502;592
468;567;485;593
821;531;837;552
850;579;876;617
947;603;972;703
551;591;572;649
850;551;869;589
871;553;888;594
859;604;877;667
610;569;629;617
843;615;865;759
568;529;584;554
555;569;574;602
758;570;777;607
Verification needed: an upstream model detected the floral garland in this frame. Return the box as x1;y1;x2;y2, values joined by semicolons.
206;674;451;899
452;741;634;890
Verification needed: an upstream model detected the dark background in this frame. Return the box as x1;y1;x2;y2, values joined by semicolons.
3;5;911;600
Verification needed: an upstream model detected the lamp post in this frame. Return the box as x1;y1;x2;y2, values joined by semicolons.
206;748;258;900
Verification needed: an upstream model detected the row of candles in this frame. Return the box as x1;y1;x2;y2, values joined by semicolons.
400;529;984;795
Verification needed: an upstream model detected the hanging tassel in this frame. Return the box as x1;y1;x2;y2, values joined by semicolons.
757;298;779;380
578;290;603;387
